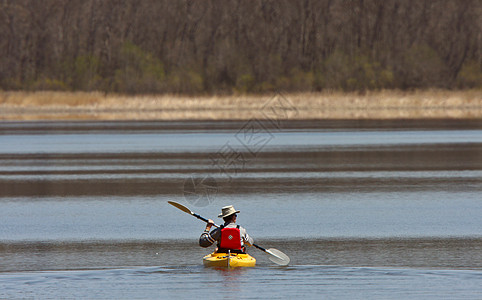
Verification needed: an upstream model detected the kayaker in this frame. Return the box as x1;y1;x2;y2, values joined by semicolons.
199;205;253;253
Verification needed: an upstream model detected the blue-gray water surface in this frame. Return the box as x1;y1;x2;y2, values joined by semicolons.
0;120;481;299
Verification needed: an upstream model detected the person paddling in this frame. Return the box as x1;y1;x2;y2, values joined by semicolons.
199;205;253;253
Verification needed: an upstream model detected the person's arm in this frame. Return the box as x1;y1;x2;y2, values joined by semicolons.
199;219;218;247
240;227;254;246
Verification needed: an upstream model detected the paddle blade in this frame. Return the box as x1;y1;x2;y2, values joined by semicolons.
266;248;290;266
167;201;193;215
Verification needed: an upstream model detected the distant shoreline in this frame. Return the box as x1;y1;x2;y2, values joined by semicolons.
0;90;481;121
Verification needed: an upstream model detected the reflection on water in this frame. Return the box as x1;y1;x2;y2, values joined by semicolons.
0;120;481;298
0;145;481;197
1;238;481;272
0;192;481;241
1;121;481;199
1;262;482;299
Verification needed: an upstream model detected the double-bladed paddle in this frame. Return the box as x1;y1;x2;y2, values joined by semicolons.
167;201;290;266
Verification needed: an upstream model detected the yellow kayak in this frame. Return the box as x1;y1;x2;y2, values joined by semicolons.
203;252;256;268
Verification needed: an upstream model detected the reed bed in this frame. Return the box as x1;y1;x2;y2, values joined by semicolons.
0;90;480;121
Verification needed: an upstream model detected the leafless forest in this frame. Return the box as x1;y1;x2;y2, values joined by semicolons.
0;0;480;94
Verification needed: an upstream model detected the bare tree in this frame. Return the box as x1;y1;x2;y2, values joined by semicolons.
0;0;480;93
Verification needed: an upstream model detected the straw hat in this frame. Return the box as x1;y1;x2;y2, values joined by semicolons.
218;205;240;218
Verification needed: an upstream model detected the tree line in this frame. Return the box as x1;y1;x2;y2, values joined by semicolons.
0;0;480;94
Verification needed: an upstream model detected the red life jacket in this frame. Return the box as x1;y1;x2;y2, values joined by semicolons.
219;225;242;250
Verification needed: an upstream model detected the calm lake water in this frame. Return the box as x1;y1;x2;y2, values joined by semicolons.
0;120;481;299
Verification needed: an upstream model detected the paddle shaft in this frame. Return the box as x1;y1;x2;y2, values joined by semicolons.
192;213;218;227
252;243;267;252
